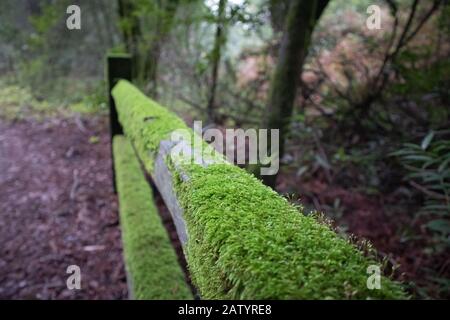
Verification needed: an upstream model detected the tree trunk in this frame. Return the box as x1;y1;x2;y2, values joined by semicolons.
269;0;328;33
261;0;328;188
142;42;161;97
139;0;180;98
207;0;227;124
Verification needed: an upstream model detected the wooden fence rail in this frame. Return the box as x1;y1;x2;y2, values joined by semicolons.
113;135;192;299
107;55;406;300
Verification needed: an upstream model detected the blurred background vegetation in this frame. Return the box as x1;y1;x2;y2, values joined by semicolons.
0;0;448;298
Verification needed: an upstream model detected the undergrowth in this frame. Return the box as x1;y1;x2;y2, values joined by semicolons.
113;135;192;299
0;78;107;121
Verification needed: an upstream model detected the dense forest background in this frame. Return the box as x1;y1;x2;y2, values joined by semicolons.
0;0;449;299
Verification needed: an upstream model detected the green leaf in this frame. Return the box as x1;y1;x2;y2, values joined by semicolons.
314;154;331;170
427;219;450;235
438;157;450;172
421;131;435;150
403;155;433;162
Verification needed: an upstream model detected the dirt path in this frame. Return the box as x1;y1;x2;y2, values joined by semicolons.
0;117;127;299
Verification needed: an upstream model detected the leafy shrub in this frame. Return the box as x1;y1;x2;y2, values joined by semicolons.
391;131;450;250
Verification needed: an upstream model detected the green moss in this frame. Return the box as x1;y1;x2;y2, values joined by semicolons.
113;135;192;300
0;80;105;121
112;80;190;171
112;80;407;299
0;83;52;120
175;164;406;299
107;52;132;59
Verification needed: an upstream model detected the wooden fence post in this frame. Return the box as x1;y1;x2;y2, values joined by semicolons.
106;53;132;193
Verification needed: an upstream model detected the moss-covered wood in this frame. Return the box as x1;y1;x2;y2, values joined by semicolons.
112;80;407;299
113;135;192;300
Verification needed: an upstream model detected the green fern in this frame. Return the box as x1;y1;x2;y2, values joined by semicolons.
391;130;450;240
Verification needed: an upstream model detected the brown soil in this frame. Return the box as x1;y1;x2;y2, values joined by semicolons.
0;117;128;299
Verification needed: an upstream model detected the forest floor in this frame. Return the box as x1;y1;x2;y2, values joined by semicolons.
278;172;449;298
0;112;446;299
0;116;128;299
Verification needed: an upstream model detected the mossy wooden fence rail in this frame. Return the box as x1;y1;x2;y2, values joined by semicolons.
107;55;406;300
